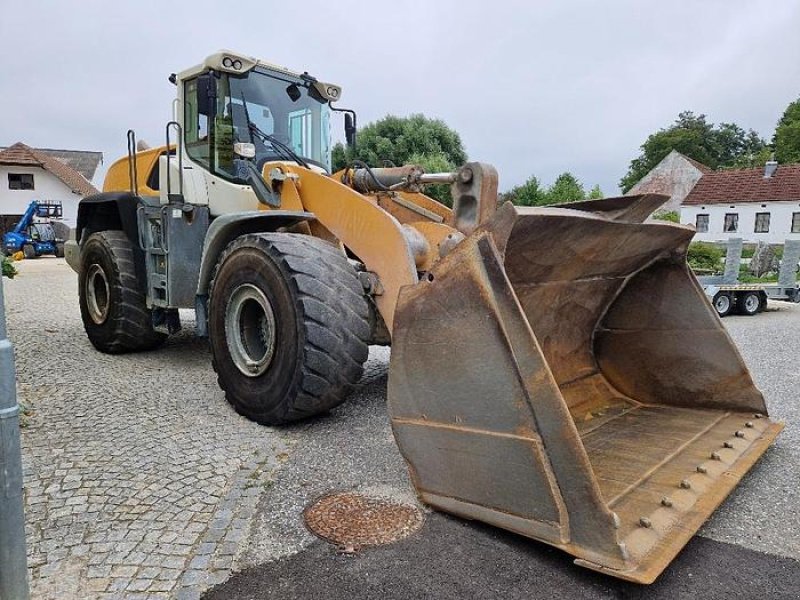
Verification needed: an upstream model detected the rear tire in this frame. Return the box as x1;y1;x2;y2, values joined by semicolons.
208;233;370;425
712;292;733;317
22;244;36;259
736;291;762;316
79;231;167;353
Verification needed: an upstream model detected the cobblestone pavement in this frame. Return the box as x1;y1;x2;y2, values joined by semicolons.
4;258;295;599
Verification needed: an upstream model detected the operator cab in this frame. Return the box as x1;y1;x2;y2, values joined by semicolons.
181;52;340;180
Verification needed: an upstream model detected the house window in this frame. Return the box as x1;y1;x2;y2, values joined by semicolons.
695;214;709;232
8;173;34;190
724;213;738;232
754;212;770;233
793;212;800;234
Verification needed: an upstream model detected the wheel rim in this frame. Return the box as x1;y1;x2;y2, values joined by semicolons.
86;264;110;324
744;294;759;313
225;283;277;378
715;294;730;314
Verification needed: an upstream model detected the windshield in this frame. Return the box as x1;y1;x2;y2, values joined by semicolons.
225;68;331;171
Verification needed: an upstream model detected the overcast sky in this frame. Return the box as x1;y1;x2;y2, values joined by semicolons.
1;1;798;195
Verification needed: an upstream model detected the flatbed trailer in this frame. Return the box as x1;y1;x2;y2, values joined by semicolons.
699;238;800;317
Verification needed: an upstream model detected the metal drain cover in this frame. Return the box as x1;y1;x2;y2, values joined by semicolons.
304;492;424;548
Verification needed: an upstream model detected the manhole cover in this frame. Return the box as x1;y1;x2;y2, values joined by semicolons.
304;492;424;548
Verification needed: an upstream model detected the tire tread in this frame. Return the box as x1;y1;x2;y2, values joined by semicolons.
209;233;370;424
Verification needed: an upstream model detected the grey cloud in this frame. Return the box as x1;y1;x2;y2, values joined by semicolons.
1;0;797;194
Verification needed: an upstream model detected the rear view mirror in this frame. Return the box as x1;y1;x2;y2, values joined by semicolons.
196;73;214;116
286;84;301;102
345;113;356;148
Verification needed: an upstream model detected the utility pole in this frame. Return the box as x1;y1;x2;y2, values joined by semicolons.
0;273;30;599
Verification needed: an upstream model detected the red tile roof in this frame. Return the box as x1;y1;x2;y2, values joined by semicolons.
0;142;99;196
682;164;800;205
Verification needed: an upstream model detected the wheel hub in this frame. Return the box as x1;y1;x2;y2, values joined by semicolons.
225;283;277;377
86;263;110;324
715;294;730;314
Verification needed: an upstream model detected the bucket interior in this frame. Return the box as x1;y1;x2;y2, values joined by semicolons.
503;213;773;562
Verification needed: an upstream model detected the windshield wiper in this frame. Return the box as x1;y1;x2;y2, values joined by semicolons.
239;92;310;169
249;123;311;170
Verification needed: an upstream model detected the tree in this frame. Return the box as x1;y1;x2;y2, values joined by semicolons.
620;111;767;192
587;184;603;199
502;173;601;206
545;172;585;203
406;150;456;207
331;113;467;172
500;175;546;206
774;97;800;164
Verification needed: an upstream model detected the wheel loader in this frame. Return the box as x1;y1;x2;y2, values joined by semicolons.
66;50;782;583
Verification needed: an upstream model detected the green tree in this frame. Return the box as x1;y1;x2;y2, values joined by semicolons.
331;113;467;172
620;111;767;192
501;175;546;206
545;172;585;203
406;150;456;207
503;174;602;206
774;97;800;164
587;184;603;199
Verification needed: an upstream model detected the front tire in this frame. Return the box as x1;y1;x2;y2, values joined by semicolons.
55;242;65;258
79;231;167;353
208;234;370;425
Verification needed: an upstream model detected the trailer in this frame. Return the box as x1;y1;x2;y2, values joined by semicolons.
699;238;800;316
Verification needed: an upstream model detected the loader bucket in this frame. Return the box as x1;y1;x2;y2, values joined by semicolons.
387;198;782;583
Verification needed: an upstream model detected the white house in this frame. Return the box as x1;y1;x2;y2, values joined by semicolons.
680;162;800;244
0;142;101;234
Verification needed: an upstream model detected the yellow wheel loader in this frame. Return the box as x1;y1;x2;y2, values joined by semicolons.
66;50;782;583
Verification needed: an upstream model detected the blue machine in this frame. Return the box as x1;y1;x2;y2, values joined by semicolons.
2;201;65;258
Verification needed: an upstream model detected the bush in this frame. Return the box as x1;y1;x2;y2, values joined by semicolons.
2;255;17;279
653;210;679;223
687;242;724;272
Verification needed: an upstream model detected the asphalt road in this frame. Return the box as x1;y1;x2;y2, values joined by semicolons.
205;301;800;599
205;515;800;600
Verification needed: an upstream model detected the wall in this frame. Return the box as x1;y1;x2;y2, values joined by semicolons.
0;165;81;226
628;151;704;212
681;200;800;244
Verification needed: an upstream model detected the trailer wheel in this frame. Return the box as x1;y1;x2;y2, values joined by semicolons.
208;233;370;425
55;242;65;258
79;231;167;353
712;292;733;317
22;244;37;259
736;291;762;316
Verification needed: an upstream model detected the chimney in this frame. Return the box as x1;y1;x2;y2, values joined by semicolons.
764;157;778;178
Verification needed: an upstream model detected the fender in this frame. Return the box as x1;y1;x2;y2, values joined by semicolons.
71;192;148;285
76;192;143;247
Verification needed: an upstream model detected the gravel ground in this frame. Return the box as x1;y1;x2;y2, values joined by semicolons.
700;303;800;557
